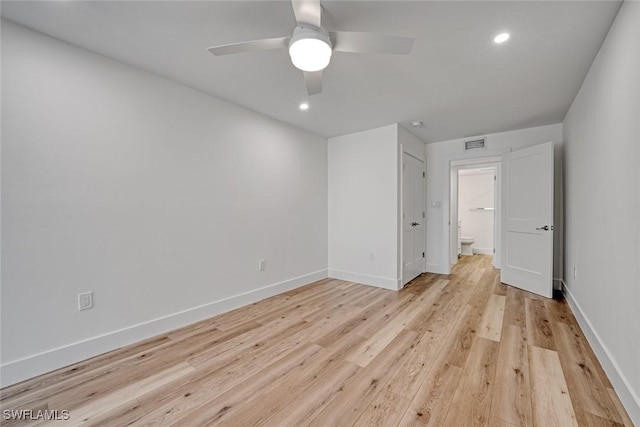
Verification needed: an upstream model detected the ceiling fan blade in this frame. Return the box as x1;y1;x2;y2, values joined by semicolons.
291;0;321;27
331;31;414;55
207;37;290;56
303;70;323;96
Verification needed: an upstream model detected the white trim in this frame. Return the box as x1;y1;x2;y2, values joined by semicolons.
0;269;328;387
563;284;640;425
449;159;502;269
444;148;511;274
472;248;494;255
329;269;400;290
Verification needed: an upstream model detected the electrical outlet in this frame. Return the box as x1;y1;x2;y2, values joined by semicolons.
78;292;93;311
572;266;577;279
368;252;375;262
258;259;266;272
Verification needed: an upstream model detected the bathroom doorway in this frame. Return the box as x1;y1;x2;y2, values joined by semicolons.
450;160;501;268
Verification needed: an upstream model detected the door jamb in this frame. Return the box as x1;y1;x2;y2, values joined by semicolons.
442;148;510;275
450;162;501;268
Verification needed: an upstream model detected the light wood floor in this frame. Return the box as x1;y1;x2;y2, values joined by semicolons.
1;255;634;426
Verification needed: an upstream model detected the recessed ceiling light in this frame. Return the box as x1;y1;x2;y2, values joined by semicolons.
299;102;309;110
494;33;510;44
410;121;424;127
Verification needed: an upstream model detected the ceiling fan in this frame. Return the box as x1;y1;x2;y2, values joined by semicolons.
207;0;414;96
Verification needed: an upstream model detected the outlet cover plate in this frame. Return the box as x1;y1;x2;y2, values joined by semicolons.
78;292;93;311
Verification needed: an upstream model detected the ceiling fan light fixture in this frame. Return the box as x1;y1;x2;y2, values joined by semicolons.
289;26;332;72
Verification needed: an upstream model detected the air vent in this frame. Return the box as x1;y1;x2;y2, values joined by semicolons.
464;138;486;151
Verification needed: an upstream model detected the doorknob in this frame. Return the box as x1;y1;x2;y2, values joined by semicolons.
536;225;552;231
411;222;420;226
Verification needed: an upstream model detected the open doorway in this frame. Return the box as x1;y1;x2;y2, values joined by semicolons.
449;158;501;269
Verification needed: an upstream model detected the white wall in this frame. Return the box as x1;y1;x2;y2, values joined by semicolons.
1;21;328;386
458;170;494;254
562;2;640;423
328;124;400;290
425;124;563;275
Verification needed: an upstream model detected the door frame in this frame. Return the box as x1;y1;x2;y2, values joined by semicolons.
442;148;511;275
451;162;500;267
401;150;426;287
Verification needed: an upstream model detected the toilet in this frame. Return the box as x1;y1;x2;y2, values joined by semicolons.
460;237;475;256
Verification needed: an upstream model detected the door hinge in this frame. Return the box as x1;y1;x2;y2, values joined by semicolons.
494;175;497;181
422;252;425;258
423;171;425;178
493;248;495;254
422;212;425;218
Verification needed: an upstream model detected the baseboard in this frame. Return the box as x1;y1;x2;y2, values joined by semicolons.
472;248;493;255
328;269;399;290
0;269;328;388
563;284;640;425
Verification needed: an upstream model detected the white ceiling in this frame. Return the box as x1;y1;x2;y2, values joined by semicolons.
1;1;621;142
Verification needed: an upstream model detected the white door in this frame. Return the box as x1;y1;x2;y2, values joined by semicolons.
402;153;425;286
501;142;554;298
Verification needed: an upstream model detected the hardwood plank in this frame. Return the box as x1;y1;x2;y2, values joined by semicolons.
388;287;472;399
353;387;411;427
607;388;635;427
307;329;419;427
525;297;557;350
529;345;578;427
311;294;395;348
126;320;318;426
14;321;260;412
141;343;324;426
186;317;310;368
576;411;625;427
469;267;486;284
552;321;623;423
349;286;387;308
477;294;506;342
490;325;533;427
447;303;485;368
544;297;577;325
349;291;419;338
552;317;613;389
79;399;147;427
404;279;454;332
397;349;463;426
492;274;509;296
466;269;495;310
443;337;499;426
345;287;430;367
503;286;527;329
489;417;519;427
62;361;194;426
0;334;171;404
212;338;363;427
260;359;361;426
